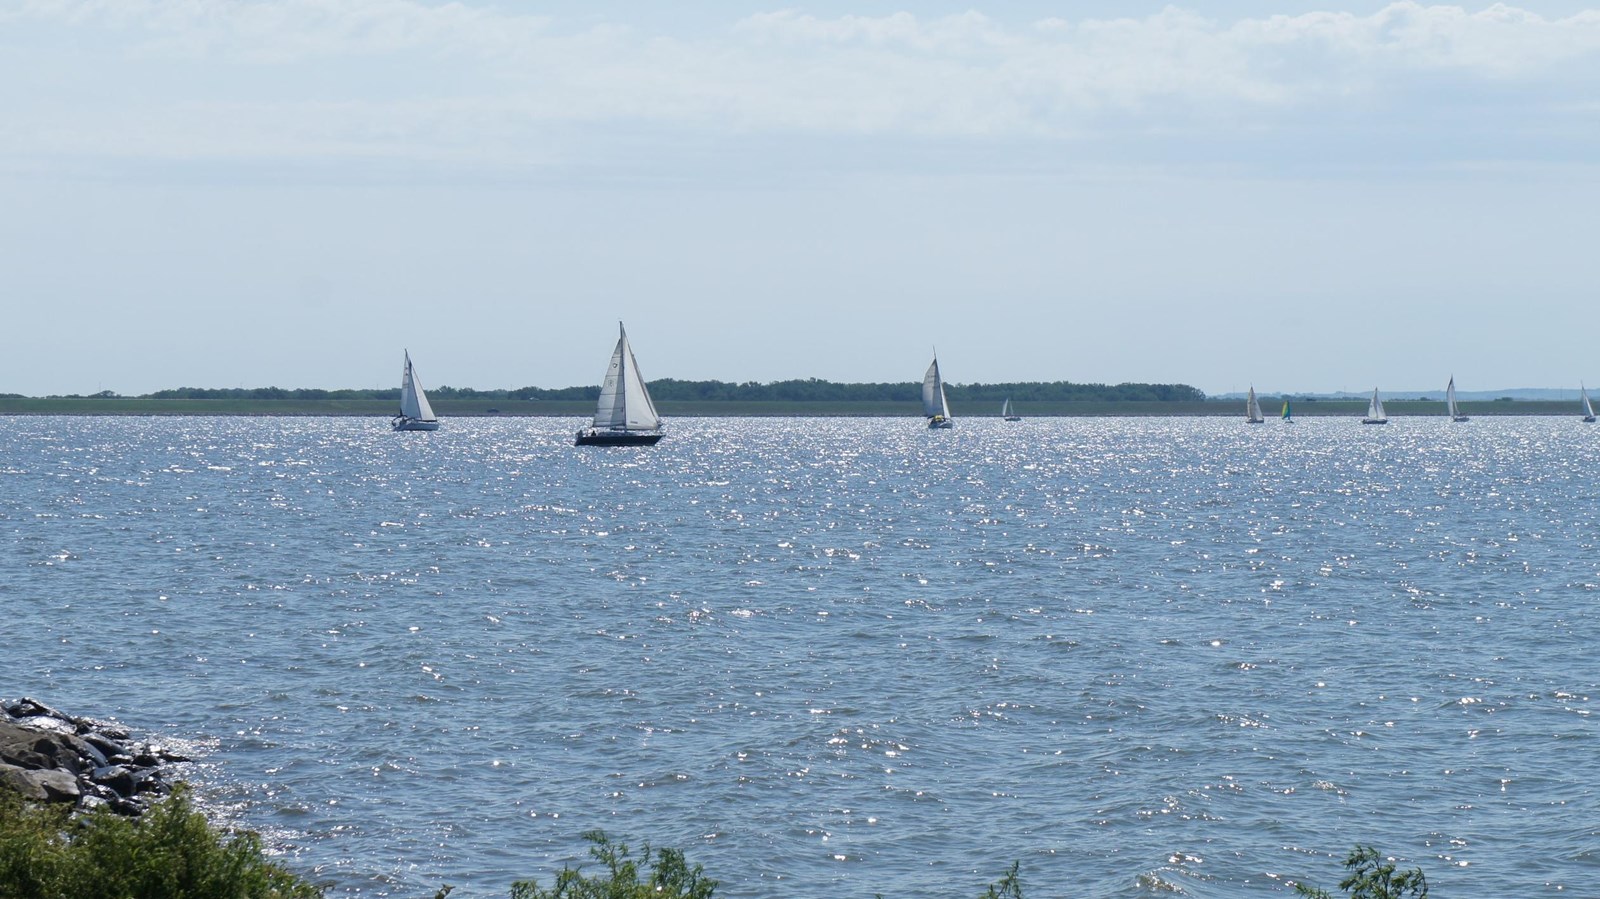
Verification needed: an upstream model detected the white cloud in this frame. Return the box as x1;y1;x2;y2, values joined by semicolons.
4;2;1600;167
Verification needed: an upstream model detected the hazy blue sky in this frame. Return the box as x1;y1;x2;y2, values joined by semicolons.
5;1;1600;396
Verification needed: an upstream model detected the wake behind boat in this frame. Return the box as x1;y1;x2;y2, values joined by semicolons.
576;322;664;446
392;350;439;431
1361;388;1388;425
924;354;953;429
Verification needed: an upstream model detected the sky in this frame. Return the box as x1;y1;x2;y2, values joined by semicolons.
4;1;1600;397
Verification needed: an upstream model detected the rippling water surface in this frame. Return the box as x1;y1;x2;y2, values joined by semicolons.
5;416;1600;897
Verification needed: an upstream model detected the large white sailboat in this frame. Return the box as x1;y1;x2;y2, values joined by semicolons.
1002;398;1021;422
1583;384;1596;423
923;354;953;429
1361;388;1388;425
1446;376;1468;422
575;322;664;446
1246;387;1264;424
392;350;439;431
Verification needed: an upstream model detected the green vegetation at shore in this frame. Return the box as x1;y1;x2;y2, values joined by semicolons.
0;785;1426;899
0;786;320;899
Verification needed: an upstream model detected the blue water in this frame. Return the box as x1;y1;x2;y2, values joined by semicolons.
5;416;1600;897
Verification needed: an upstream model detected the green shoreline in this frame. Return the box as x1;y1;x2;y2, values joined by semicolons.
0;397;1585;417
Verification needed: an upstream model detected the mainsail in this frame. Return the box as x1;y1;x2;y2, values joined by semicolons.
1367;389;1386;421
1446;377;1465;420
593;323;661;431
923;357;950;420
399;351;436;422
1246;387;1263;422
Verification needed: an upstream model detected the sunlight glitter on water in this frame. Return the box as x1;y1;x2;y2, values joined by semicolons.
5;415;1600;896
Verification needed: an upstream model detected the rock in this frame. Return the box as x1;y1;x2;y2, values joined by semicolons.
0;762;46;799
69;735;110;770
4;698;70;723
82;733;125;760
2;698;180;816
91;765;137;798
92;723;131;741
78;794;110;813
0;765;80;802
14;715;75;735
0;722;55;769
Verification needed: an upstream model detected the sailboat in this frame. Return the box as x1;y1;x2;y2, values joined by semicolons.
923;354;953;429
575;322;664;446
1361;388;1389;425
1002;398;1021;422
1583;383;1596;423
1281;399;1293;423
1246;387;1264;424
1446;376;1468;422
391;350;440;431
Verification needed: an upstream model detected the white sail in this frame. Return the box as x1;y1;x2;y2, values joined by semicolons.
593;323;660;431
1584;384;1596;419
1446;377;1459;418
1367;389;1386;420
1001;398;1014;418
399;351;436;422
1246;387;1263;421
923;357;950;420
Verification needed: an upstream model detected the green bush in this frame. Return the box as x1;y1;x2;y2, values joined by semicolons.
0;785;322;899
509;830;716;899
1296;845;1428;899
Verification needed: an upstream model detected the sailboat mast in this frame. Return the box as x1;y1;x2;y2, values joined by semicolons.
616;326;628;425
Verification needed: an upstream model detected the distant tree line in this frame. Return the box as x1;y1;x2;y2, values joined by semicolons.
143;387;400;400
47;379;1203;403
127;379;1204;403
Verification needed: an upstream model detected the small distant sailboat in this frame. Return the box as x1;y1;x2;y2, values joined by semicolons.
1001;397;1021;422
1446;376;1468;422
1583;383;1596;423
1246;387;1264;424
392;350;439;431
1281;399;1293;423
924;354;953;429
1361;388;1389;425
575;322;664;446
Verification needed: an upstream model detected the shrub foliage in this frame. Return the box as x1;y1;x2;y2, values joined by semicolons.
1296;845;1429;899
0;785;322;899
510;830;716;899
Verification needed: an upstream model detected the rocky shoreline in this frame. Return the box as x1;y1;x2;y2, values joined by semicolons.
0;698;188;817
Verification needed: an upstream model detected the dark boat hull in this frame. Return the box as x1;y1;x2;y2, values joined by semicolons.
575;430;664;446
392;417;439;432
1361;419;1389;425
